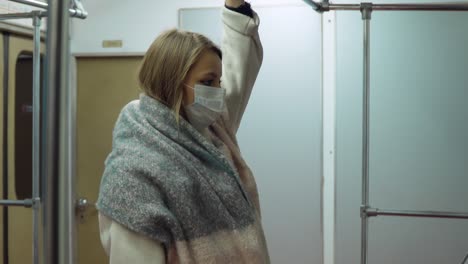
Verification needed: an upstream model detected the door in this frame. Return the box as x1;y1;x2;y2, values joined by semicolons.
7;34;45;264
335;11;468;263
76;56;142;263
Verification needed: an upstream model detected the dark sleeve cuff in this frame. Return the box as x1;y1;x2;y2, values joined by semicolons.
225;2;254;18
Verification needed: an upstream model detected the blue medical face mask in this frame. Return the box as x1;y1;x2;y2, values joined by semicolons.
184;84;227;132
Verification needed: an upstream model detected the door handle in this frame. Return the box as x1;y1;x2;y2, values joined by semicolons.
76;197;97;224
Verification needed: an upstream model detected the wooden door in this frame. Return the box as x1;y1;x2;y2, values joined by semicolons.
76;56;142;264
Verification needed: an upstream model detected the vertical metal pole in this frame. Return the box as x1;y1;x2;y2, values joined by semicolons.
2;32;9;264
67;56;78;264
43;0;73;263
32;12;41;264
360;3;372;264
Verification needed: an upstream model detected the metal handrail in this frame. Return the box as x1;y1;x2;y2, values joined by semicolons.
303;0;324;11
304;0;468;12
364;207;468;219
9;0;87;19
0;199;34;207
460;252;468;264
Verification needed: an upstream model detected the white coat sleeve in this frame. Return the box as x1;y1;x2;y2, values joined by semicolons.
221;7;263;134
98;212;166;264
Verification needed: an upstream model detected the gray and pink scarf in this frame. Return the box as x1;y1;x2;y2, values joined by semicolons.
97;94;270;263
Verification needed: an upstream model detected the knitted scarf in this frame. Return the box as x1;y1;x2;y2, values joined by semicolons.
97;94;270;263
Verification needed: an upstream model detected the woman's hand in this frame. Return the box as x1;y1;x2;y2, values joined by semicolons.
225;0;245;8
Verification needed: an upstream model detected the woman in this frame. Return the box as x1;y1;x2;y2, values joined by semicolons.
97;0;269;263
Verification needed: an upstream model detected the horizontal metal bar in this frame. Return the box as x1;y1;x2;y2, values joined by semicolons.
304;1;468;12
0;199;34;207
329;3;468;11
8;0;87;19
366;208;468;219
328;4;361;10
9;0;46;9
0;11;47;20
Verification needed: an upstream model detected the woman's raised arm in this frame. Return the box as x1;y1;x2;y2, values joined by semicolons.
221;1;263;134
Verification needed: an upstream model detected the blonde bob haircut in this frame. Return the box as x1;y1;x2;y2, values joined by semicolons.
138;29;222;121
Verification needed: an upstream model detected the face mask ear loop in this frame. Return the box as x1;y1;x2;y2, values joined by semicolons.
184;84;195;90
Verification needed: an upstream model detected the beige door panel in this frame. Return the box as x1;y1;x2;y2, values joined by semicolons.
76;56;142;264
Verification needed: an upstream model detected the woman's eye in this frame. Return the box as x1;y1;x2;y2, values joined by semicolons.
201;80;213;86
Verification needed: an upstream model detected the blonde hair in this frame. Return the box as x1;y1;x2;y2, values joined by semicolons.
138;29;222;122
